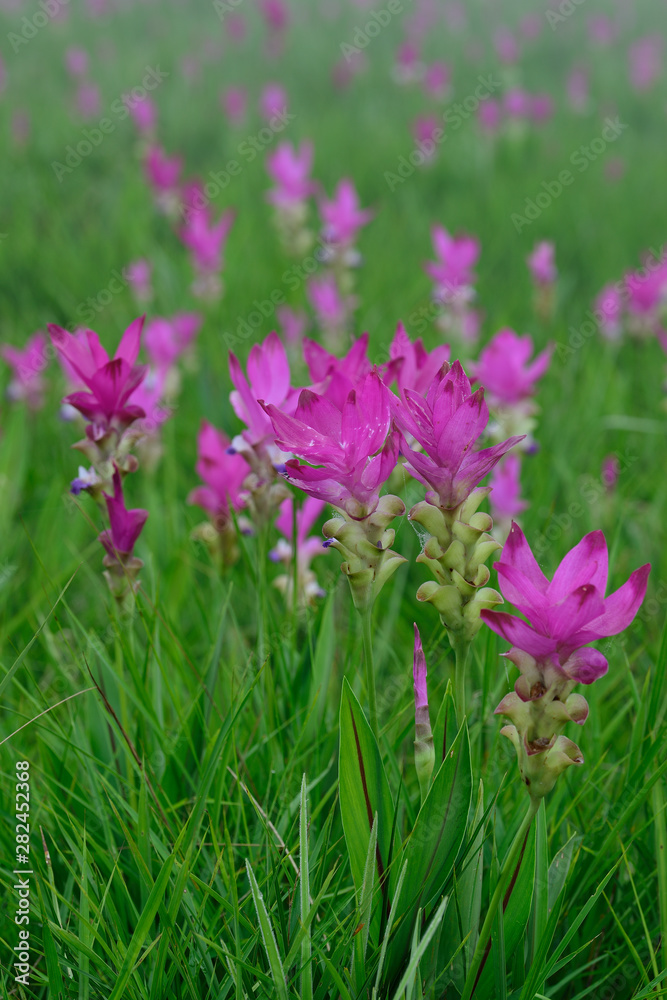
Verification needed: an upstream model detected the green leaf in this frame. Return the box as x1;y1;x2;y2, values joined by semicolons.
339;678;394;937
389;895;449;1000
245;860;289;1000
474;817;536;999
431;679;457;769
299;775;313;1000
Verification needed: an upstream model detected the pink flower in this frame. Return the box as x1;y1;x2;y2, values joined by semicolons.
495;26;519;64
144;313;202;372
260;83;288;121
220;86;247;125
481;522;650;682
625;257;667;326
277;305;307;346
530;94;554;124
319;179;372;248
489;454;527;521
125;93;156;135
99;470;148;559
412;114;442;160
65;47;88;77
126;259;153;303
188;420;249;525
527;241;556;286
629;36;662;92
504;88;531;119
307;274;348;330
263;372;398;517
266;141;316;207
588;15;616;45
595;284;624;340
393;361;523;509
303;333;370;407
144;145;182;195
75;81;101;119
1;332;48;408
269;496;327;598
48;318;147;434
425;225;479;300
413;622;428;713
469;329;552;407
423;61;450;99
130;367;171;435
229;331;295;448
385;321;450;398
179;205;235;276
478;98;502;133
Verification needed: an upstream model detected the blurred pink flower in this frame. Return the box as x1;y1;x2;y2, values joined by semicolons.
385;321;450;398
307;274;348;330
527;241;557;286
65;47;88;77
629;36;662;92
229;331;295;449
1;332;48;409
75;81;101;119
319;179;372;248
423;61;450;99
595;284;624;340
266;140;316;207
470;329;552;407
260;82;288;121
489;454;527;521
144;313;202;372
221;86;247;125
126;260;153;303
188;420;249;526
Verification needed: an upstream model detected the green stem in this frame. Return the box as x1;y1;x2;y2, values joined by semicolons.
453;635;471;725
652;781;667;990
361;608;379;741
461;798;539;1000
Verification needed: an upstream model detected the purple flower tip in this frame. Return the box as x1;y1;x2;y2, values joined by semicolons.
322;538;334;548
275;463;287;475
376;541;383;549
70;479;86;495
225;445;237;455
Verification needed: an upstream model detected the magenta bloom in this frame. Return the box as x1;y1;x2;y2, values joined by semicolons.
423;61;450;99
527;241;556;286
220;86;247;125
1;332;47;408
595;284;624;340
180;206;235;276
99;470;148;559
229;331;295;449
277;305;307;346
307;274;347;329
266;141;316;207
394;361;523;509
263;372;398;517
125;93;156;135
503;88;531;119
144;145;182;195
144;313;201;372
126;259;153;302
65;47;88;77
469;329;552;408
413;623;428;713
385;322;450;398
478;98;502;134
188;420;249;525
629;36;662;92
49;318;147;433
260;83;288;122
489;454;527;521
530;94;554;124
482;522;650;683
75;81;101;119
303;334;370;409
319;179;372;248
425;225;480;300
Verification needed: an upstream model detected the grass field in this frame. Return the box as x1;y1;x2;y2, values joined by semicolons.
1;1;667;997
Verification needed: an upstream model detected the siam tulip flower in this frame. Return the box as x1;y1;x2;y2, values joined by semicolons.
411;115;442;164
259;0;289;54
269;496;327;605
567;67;589;112
488;453;527;537
276;305;307;347
302;332;371;408
469;328;552;446
266;140;316;254
595;284;624;340
71;465;101;497
530;94;554;125
188;420;249;530
494;26;519;64
629;36;662;92
307;273;349;342
396;361;524;717
98;468;149;600
412;623;435;803
482;522;650;799
422;61;450;100
319;179;372;254
601;454;620;494
266;140;316;208
65;47;88;77
384;321;450;400
503;88;532;120
263;371;405;618
624;256;667;336
477;98;503;134
259;82;288;121
179;203;235;300
527;241;556;287
392;41;423;84
125;93;157;136
75;81;101;119
126;259;153;304
395;361;523;512
144;312;202;376
144;145;183;215
425;225;481;342
48;317;147;466
588;15;616;46
1;332;48;409
220;86;247;125
482;523;651;678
